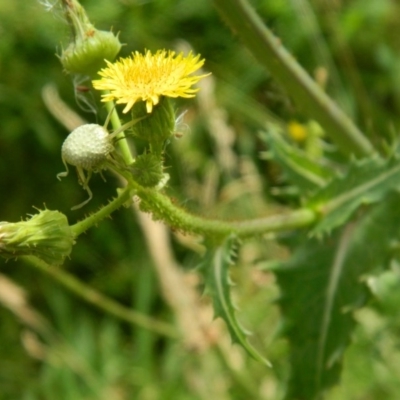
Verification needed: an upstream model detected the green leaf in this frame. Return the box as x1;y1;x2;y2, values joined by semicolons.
307;156;400;235
275;192;400;400
201;236;271;367
260;129;336;194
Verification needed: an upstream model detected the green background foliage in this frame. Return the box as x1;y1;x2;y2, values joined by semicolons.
2;0;400;399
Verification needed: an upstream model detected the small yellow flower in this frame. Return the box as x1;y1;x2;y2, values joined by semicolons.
93;49;209;113
287;121;307;142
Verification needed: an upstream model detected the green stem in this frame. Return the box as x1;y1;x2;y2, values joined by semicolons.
23;256;178;338
138;186;316;238
70;185;133;236
213;0;375;158
104;99;135;164
122;170;317;238
71;170;316;240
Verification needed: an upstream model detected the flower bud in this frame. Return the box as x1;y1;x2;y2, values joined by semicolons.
130;97;175;150
60;0;121;76
0;210;75;266
61;30;121;76
131;153;164;187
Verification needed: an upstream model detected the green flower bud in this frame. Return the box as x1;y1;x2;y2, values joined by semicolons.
61;30;121;76
130;97;175;151
131;153;164;187
60;0;121;76
0;210;75;266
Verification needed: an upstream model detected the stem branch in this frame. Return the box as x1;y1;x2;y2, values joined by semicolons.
70;185;133;237
136;184;316;238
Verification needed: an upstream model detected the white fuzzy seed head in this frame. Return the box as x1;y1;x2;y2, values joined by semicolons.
61;124;113;171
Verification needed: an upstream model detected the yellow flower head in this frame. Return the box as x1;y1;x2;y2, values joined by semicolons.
92;49;209;113
287;121;307;142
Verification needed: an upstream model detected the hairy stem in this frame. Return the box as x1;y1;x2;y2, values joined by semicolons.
70;169;316;240
70;185;133;236
136;184;316;238
213;0;375;157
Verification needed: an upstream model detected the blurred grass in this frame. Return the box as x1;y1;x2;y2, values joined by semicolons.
2;0;400;399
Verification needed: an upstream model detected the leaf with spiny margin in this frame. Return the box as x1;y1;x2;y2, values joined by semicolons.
274;191;400;400
260;129;336;193
307;155;400;235
200;236;271;367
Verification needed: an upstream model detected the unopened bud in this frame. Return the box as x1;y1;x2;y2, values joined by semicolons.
0;210;75;266
60;0;121;76
130;97;175;150
131;153;164;187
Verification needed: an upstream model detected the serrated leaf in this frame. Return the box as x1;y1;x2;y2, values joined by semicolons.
275;192;400;400
307;156;400;235
201;236;271;367
260;129;336;193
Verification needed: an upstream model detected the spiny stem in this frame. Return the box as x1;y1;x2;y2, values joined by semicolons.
135;183;316;238
70;185;133;237
23;256;178;338
213;0;375;158
70;171;316;241
71;168;316;240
